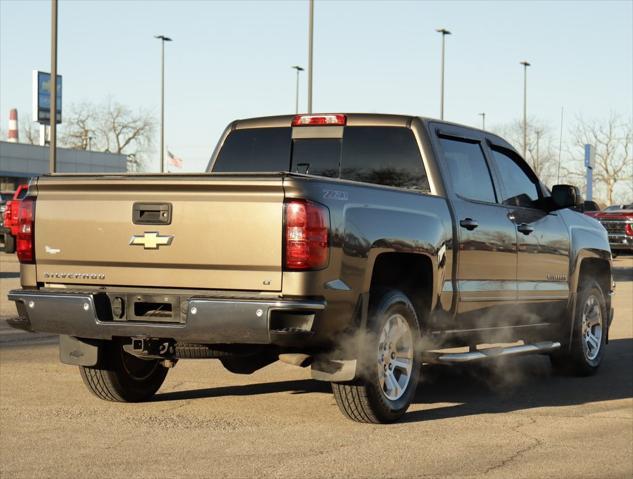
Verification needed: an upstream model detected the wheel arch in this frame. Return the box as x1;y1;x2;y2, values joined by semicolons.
367;252;435;328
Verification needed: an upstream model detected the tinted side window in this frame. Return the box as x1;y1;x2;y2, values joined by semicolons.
291;139;340;178
341;127;430;191
439;138;497;203
491;148;540;207
213;127;291;172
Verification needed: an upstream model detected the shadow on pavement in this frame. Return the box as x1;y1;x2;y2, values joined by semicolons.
154;338;632;422
154;378;331;402
404;337;633;422
0;272;20;279
613;265;633;282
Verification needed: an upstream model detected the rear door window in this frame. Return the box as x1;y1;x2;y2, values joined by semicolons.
213;127;291;172
341;127;429;191
490;147;541;208
439;137;497;203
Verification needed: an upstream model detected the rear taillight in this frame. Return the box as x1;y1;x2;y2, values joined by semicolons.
292;114;346;126
284;199;329;270
16;198;35;263
625;223;633;236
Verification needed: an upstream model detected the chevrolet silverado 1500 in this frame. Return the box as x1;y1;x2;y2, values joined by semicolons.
8;114;613;423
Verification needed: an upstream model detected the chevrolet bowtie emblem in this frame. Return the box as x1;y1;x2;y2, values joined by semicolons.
129;232;174;249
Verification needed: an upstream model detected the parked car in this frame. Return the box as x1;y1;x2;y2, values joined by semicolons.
1;184;29;253
7;114;613;423
590;204;633;256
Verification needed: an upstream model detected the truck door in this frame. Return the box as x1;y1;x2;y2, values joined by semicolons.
486;143;570;325
435;131;519;329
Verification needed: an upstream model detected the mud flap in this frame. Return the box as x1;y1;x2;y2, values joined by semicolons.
311;292;368;382
59;335;100;366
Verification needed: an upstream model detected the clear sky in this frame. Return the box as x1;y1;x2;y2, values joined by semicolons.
1;0;632;173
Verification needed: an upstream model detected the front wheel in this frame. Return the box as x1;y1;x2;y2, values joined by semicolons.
550;279;607;376
79;340;168;402
332;290;421;423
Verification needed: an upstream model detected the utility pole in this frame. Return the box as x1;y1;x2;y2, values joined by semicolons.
557;107;564;184
155;35;172;173
478;112;486;130
436;28;451;120
307;0;314;113
292;66;304;114
520;60;531;159
49;0;58;173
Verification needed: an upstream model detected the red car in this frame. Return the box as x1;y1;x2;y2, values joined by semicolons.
1;184;29;253
589;203;633;257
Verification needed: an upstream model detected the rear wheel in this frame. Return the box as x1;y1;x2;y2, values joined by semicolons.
332;290;421;423
79;340;168;402
550;279;607;376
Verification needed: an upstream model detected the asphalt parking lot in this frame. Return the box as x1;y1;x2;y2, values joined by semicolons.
1;252;631;478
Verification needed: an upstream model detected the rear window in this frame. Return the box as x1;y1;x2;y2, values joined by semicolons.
291;139;340;178
212;127;291;172
212;125;429;192
341;127;429;191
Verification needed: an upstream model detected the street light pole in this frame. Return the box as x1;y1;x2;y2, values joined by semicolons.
155;35;172;173
436;28;451;120
49;0;58;173
291;66;304;114
479;112;486;130
520;60;531;159
307;0;314;113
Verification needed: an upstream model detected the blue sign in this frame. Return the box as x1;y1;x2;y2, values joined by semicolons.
33;71;62;124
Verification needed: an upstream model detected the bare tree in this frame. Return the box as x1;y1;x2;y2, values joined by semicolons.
492;118;557;185
59;98;156;170
571;114;632;205
59;102;96;150
19;114;40;145
98;100;155;158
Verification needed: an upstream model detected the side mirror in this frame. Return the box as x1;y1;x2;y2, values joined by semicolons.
551;184;583;210
582;200;601;212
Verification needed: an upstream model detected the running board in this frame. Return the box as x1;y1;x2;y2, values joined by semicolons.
435;341;561;364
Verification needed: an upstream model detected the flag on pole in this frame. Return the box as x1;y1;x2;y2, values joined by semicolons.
167;149;183;169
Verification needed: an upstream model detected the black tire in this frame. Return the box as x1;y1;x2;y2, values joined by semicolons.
3;233;15;254
79;340;168;402
332;290;421;424
550;279;607;376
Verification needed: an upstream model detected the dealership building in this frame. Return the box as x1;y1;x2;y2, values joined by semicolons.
0;141;127;191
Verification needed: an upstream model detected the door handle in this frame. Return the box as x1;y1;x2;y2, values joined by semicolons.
517;223;534;235
459;218;479;231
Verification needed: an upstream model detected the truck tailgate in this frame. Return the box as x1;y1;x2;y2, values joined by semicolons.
33;175;284;291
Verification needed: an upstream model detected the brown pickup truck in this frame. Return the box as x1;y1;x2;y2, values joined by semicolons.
8;114;613;423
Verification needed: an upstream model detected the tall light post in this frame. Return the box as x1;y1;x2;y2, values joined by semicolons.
436;28;451;120
49;0;58;173
291;66;304;114
520;60;531;159
155;35;172;173
478;112;486;130
307;0;314;113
